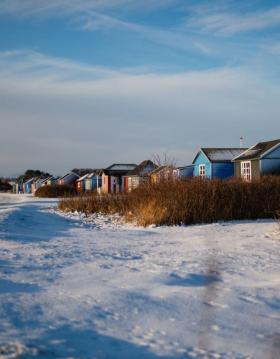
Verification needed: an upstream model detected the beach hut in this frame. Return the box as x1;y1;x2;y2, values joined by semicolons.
149;166;175;184
39;176;54;187
12;182;17;193
46;176;58;186
192;148;247;179
31;177;48;195
125;160;157;192
176;165;194;179
101;164;137;194
15;181;23;194
58;172;80;187
23;178;34;194
84;170;103;192
232;139;280;181
75;174;89;194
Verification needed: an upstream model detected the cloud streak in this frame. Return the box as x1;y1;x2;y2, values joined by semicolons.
0;0;133;16
78;11;212;55
0;0;213;57
186;3;280;35
1;50;280;176
2;1;280;39
0;0;178;18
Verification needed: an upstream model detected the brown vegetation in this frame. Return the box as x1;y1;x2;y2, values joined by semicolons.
35;185;75;198
58;176;280;226
0;179;12;192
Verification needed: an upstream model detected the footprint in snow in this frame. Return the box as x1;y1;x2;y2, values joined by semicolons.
112;252;142;261
204;300;228;309
185;346;250;359
239;296;262;305
167;272;222;288
266;313;280;320
211;325;220;332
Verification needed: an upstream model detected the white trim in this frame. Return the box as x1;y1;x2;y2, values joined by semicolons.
77;173;90;181
192;149;210;164
232;143;257;161
241;161;251;181
199;164;206;178
233;141;280;161
200;149;211;162
260;142;280;159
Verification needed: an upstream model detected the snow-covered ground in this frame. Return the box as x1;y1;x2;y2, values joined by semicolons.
0;193;280;359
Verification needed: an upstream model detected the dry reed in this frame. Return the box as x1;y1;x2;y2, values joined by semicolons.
58;176;280;226
35;185;75;198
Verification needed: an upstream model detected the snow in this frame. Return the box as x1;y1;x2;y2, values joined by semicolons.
0;193;280;358
107;164;136;171
77;174;90;181
205;149;245;162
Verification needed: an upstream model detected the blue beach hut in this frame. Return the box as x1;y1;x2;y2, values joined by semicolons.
192;148;247;179
23;178;34;194
84;170;103;192
176;165;194;179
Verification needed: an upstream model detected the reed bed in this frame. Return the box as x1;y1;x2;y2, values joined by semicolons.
35;185;75;198
58;176;280;226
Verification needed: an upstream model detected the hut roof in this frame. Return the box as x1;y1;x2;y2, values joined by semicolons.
87;169;103;178
103;164;137;176
127;160;157;176
60;172;80;180
193;148;247;164
233;139;280;161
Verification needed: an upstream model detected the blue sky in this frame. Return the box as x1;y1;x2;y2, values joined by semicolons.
1;0;280;176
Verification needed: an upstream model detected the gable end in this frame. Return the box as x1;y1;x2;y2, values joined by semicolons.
261;143;280;159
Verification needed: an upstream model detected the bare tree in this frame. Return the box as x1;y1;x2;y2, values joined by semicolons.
151;152;177;168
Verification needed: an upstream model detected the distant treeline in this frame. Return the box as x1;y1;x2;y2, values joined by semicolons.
16;169;51;183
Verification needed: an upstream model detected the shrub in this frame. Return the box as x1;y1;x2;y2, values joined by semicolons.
0;180;12;192
35;185;75;198
58;176;280;226
58;193;128;214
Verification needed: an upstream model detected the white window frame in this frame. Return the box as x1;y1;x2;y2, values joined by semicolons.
199;164;206;178
241;161;251;181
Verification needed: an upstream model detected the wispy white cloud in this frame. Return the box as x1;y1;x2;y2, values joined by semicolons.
0;49;123;81
262;41;280;55
0;0;177;17
1;50;280;175
0;0;212;56
0;0;133;16
78;11;212;55
186;4;280;35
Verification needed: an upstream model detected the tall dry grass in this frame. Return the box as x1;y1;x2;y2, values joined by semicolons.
58;176;280;226
35;185;75;198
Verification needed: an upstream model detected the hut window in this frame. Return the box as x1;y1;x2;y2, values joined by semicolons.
241;161;251;181
199;164;206;178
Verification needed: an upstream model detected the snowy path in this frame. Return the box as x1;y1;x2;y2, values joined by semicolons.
0;194;280;359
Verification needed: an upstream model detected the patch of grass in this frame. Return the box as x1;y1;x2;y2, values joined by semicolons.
58;176;280;226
